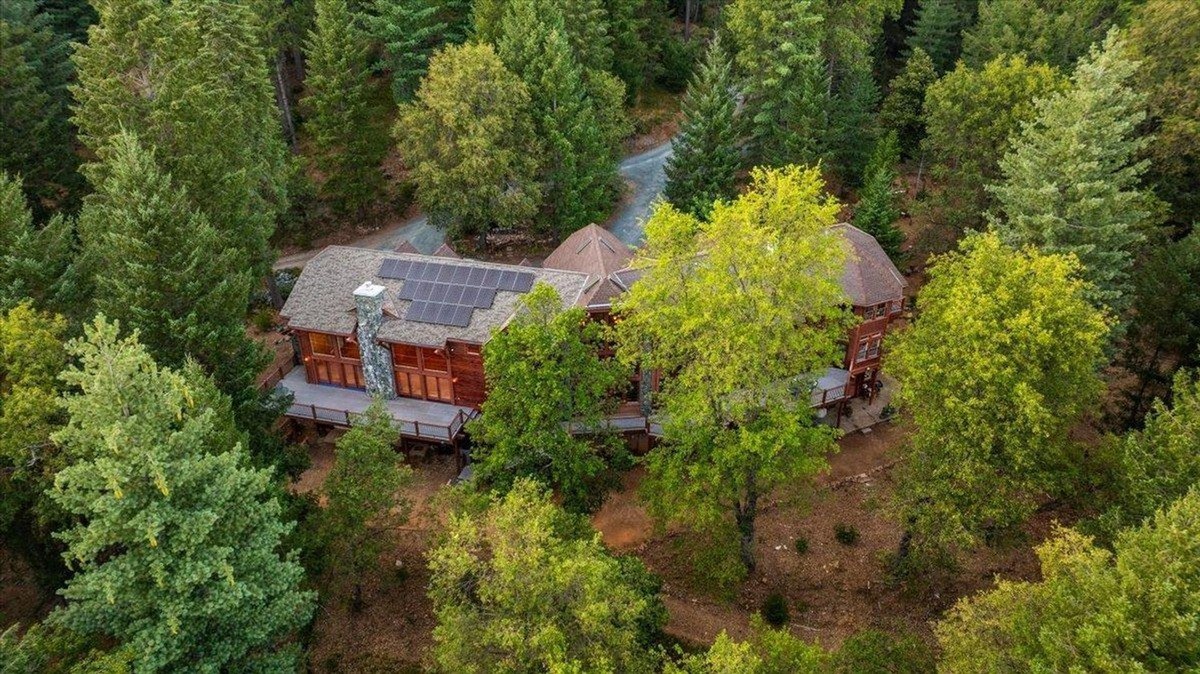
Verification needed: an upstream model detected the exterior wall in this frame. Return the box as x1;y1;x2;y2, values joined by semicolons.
843;298;905;398
296;329;365;390
446;340;486;408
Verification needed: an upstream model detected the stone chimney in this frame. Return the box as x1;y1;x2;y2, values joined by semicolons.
353;281;397;399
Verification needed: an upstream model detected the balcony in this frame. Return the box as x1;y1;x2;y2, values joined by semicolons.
276;367;477;443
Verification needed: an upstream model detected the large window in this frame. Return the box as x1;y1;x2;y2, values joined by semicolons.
390;342;454;403
305;331;364;390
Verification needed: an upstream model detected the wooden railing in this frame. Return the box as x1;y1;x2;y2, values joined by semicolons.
283;402;477;442
259;359;296;392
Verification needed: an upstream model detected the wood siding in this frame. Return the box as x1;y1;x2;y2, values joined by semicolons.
446;340;486;408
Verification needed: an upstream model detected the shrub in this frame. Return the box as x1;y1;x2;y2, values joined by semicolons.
835;523;860;546
252;307;276;333
761;593;789;627
833;629;935;673
794;536;809;555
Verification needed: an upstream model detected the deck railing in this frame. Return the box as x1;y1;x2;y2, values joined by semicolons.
283;401;477;442
259;360;296;392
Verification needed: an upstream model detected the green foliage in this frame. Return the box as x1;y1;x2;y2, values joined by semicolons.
761;593;789;626
853;132;905;261
496;0;628;234
304;0;386;214
1120;232;1200;422
428;479;665;673
1127;0;1200;231
1092;371;1200;542
726;0;828;166
472;284;628;513
961;0;1126;72
655;32;700;92
794;536;809;554
74;132;278;465
936;488;1200;672
49;317;315;672
72;0;289;276
0;303;67;532
604;0;655;100
831;629;935;674
322;399;413;605
922;55;1067;235
664;36;742;218
0;172;79;317
0;622;131;673
0;0;81;214
989;32;1152;316
906;0;964;74
617;166;849;573
879;48;938;160
888;233;1108;564
396;43;542;243
834;523;859;545
666;617;827;673
362;0;452;102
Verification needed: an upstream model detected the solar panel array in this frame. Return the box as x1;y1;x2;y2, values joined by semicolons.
378;259;536;327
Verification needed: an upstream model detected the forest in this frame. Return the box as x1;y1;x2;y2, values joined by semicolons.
1;0;1199;671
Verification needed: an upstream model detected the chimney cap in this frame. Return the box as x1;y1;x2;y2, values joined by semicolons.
353;281;387;299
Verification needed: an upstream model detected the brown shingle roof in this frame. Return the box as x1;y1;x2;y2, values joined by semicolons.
541;224;634;308
280;246;590;346
432;243;460;259
832;223;907;306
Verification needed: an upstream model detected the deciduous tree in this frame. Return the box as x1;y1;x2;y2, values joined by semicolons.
888;233;1108;567
616;166;849;573
49;318;314;672
921;55;1066;235
471;284;629;513
937;488;1200;672
304;0;385;214
322;399;412;609
428;479;665;673
664;36;742;218
396;43;542;245
989;32;1152;315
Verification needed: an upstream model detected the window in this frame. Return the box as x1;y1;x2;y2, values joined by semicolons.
856;338;869;361
421;348;449;373
866;335;882;359
341;338;361;360
392;343;420;368
889;299;903;314
309;332;337;356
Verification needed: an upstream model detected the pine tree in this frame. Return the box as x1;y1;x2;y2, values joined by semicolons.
828;64;881;184
49;318;315;672
0;0;80;214
363;0;448;102
496;0;627;233
989;32;1151;315
75;133;271;458
906;0;964;74
879;47;938;159
72;0;289;277
726;0;828;167
0;172;78;316
853;132;905;261
664;36;741;218
305;0;385;214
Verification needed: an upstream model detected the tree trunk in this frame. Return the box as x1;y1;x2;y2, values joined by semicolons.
274;52;299;152
734;469;759;572
266;272;284;310
684;0;693;40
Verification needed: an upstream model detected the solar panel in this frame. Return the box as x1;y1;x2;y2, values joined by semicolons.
381;258;540;327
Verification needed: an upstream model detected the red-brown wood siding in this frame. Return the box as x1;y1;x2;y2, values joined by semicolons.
446;340;486;408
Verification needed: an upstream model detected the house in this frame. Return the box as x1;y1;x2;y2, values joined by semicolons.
274;223;906;443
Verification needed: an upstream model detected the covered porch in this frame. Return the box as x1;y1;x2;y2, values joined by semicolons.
277;367;477;443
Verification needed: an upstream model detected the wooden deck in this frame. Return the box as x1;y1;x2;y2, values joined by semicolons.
277;368;477;442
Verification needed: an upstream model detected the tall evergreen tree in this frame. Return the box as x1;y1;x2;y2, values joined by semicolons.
496;0;627;233
961;0;1126;72
906;0;963;74
879;48;938;160
304;0;385;214
0;172;78;316
74;133;277;470
72;0;289;277
853;132;905;260
362;0;449;102
664;36;741;217
989;32;1151;315
726;0;828;167
49;318;315;672
0;0;81;214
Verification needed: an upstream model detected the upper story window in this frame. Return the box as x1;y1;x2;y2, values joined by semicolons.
341;338;361;360
863;304;887;320
889;299;903;314
392;343;420;368
422;347;449;373
309;332;337;356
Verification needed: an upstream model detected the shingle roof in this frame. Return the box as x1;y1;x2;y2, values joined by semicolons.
393;240;419;254
832;223;907;307
280;246;590;346
432;243;460;259
541;224;634;308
